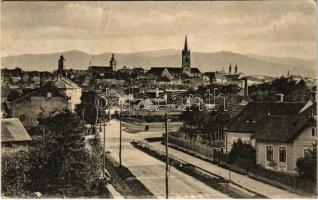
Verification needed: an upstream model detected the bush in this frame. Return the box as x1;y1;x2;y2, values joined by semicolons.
1;151;32;197
229;138;256;164
296;147;317;183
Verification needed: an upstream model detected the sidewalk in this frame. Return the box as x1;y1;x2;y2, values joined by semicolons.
148;141;306;199
107;184;124;199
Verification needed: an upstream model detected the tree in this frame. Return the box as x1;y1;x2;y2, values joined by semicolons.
229;138;256;164
75;90;98;129
7;90;21;102
29;110;102;196
1;151;32;197
296;146;317;183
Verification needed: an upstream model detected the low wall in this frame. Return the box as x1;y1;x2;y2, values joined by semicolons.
166;135;317;197
167;135;217;159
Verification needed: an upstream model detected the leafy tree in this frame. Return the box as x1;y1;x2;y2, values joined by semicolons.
296;145;317;183
229;138;256;164
7;90;21;102
75;90;98;129
1;151;32;197
29;110;103;196
249;77;311;102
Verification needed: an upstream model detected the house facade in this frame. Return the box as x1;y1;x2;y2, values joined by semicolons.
54;77;82;112
255;110;317;173
12;83;69;127
225;101;309;153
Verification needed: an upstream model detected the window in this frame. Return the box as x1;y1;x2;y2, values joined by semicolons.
279;147;287;162
19;115;25;122
312;128;317;137
266;146;273;162
304;148;313;158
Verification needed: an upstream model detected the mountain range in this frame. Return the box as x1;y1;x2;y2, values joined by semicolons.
1;49;316;77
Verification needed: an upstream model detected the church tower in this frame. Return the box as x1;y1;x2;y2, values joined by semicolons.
57;55;65;78
109;53;117;70
182;35;191;73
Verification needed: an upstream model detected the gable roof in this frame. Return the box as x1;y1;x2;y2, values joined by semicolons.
148;67;166;75
226;101;306;133
54;77;81;90
88;66;113;73
1;118;32;142
254;109;316;143
13;82;68;104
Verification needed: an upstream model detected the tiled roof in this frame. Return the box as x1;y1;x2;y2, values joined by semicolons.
13;82;68;104
149;67;201;75
1;118;32;142
226;101;306;133
148;67;166;75
254;109;316;143
54;77;81;90
88;66;113;73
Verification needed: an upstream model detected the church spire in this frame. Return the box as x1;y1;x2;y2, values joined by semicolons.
184;35;188;51
182;35;191;72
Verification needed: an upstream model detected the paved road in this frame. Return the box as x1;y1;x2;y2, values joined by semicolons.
129;129;306;199
99;120;229;199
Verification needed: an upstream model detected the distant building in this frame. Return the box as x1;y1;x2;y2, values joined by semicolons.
11;82;69;127
53;77;82;112
148;36;201;79
57;55;66;77
88;53;117;74
11;55;82;127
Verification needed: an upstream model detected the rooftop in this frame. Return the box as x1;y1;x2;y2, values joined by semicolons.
1;118;32;142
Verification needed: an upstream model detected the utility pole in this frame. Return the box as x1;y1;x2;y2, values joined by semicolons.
103;115;106;178
119;106;122;167
165;113;169;199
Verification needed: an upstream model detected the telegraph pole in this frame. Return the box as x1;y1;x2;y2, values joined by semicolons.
165;113;169;199
103;115;106;178
119;106;122;167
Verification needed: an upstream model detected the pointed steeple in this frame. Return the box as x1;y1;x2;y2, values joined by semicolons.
184;35;188;51
182;35;191;72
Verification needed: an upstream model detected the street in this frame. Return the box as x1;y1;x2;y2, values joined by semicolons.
128;125;306;199
99;120;229;199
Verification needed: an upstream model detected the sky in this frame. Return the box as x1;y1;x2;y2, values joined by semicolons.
1;1;316;59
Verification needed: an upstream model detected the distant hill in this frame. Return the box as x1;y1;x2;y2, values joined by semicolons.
1;49;316;77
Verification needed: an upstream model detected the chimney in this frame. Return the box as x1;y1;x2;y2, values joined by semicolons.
244;78;248;98
155;88;159;98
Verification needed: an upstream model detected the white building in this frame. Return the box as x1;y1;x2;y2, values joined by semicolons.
54;77;82;112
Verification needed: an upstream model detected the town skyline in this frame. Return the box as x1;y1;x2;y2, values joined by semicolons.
2;1;316;59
